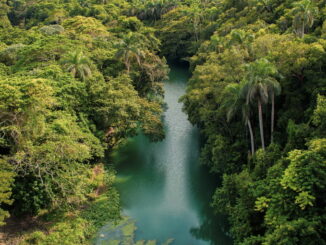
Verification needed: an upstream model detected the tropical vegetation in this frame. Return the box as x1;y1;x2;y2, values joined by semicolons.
0;0;325;244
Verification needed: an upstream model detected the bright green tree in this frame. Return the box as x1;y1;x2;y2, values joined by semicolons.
221;83;255;155
115;32;144;73
241;58;280;150
0;159;15;226
61;51;92;81
292;0;319;38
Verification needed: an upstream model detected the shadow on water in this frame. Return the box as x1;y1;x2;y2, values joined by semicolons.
109;63;232;245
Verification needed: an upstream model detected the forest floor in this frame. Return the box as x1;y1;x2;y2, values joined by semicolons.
0;164;116;245
0;215;48;245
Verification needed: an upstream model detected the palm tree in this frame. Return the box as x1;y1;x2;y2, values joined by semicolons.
221;83;255;155
241;59;279;150
186;4;202;42
268;78;281;143
228;29;255;55
229;29;254;46
61;51;92;81
260;0;273;13
292;0;318;38
115;32;144;73
210;35;224;53
138;0;177;21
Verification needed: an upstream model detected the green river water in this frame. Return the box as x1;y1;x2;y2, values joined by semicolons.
100;64;232;245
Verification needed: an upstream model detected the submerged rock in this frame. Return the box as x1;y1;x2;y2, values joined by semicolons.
95;217;136;245
94;216;174;245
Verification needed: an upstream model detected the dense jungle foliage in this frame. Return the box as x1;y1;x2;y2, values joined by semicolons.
154;0;326;244
0;0;325;244
0;0;169;243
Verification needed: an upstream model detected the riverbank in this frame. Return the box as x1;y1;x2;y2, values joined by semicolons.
0;165;121;245
0;64;231;245
1;164;173;245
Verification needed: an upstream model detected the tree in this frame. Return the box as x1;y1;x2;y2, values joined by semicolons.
156;6;198;59
292;0;318;38
61;51;92;81
131;0;178;21
185;3;203;42
256;139;326;244
268;75;281;143
0;0;11;28
115;32;144;73
0;76;103;213
221;83;255;155
62;16;109;38
0;159;15;226
241;59;280;150
228;29;255;51
312;94;326;137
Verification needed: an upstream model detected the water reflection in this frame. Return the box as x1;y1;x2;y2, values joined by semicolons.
112;64;232;244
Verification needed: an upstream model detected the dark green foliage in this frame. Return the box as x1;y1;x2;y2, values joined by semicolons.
13;176;50;215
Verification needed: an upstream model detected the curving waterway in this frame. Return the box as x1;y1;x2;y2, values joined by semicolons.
107;64;231;244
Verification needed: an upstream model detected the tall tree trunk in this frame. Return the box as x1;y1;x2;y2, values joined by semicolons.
258;99;265;150
247;119;255;155
271;92;275;144
301;21;305;38
125;59;130;74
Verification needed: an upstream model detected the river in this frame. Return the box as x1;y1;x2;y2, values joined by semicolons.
107;63;231;244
